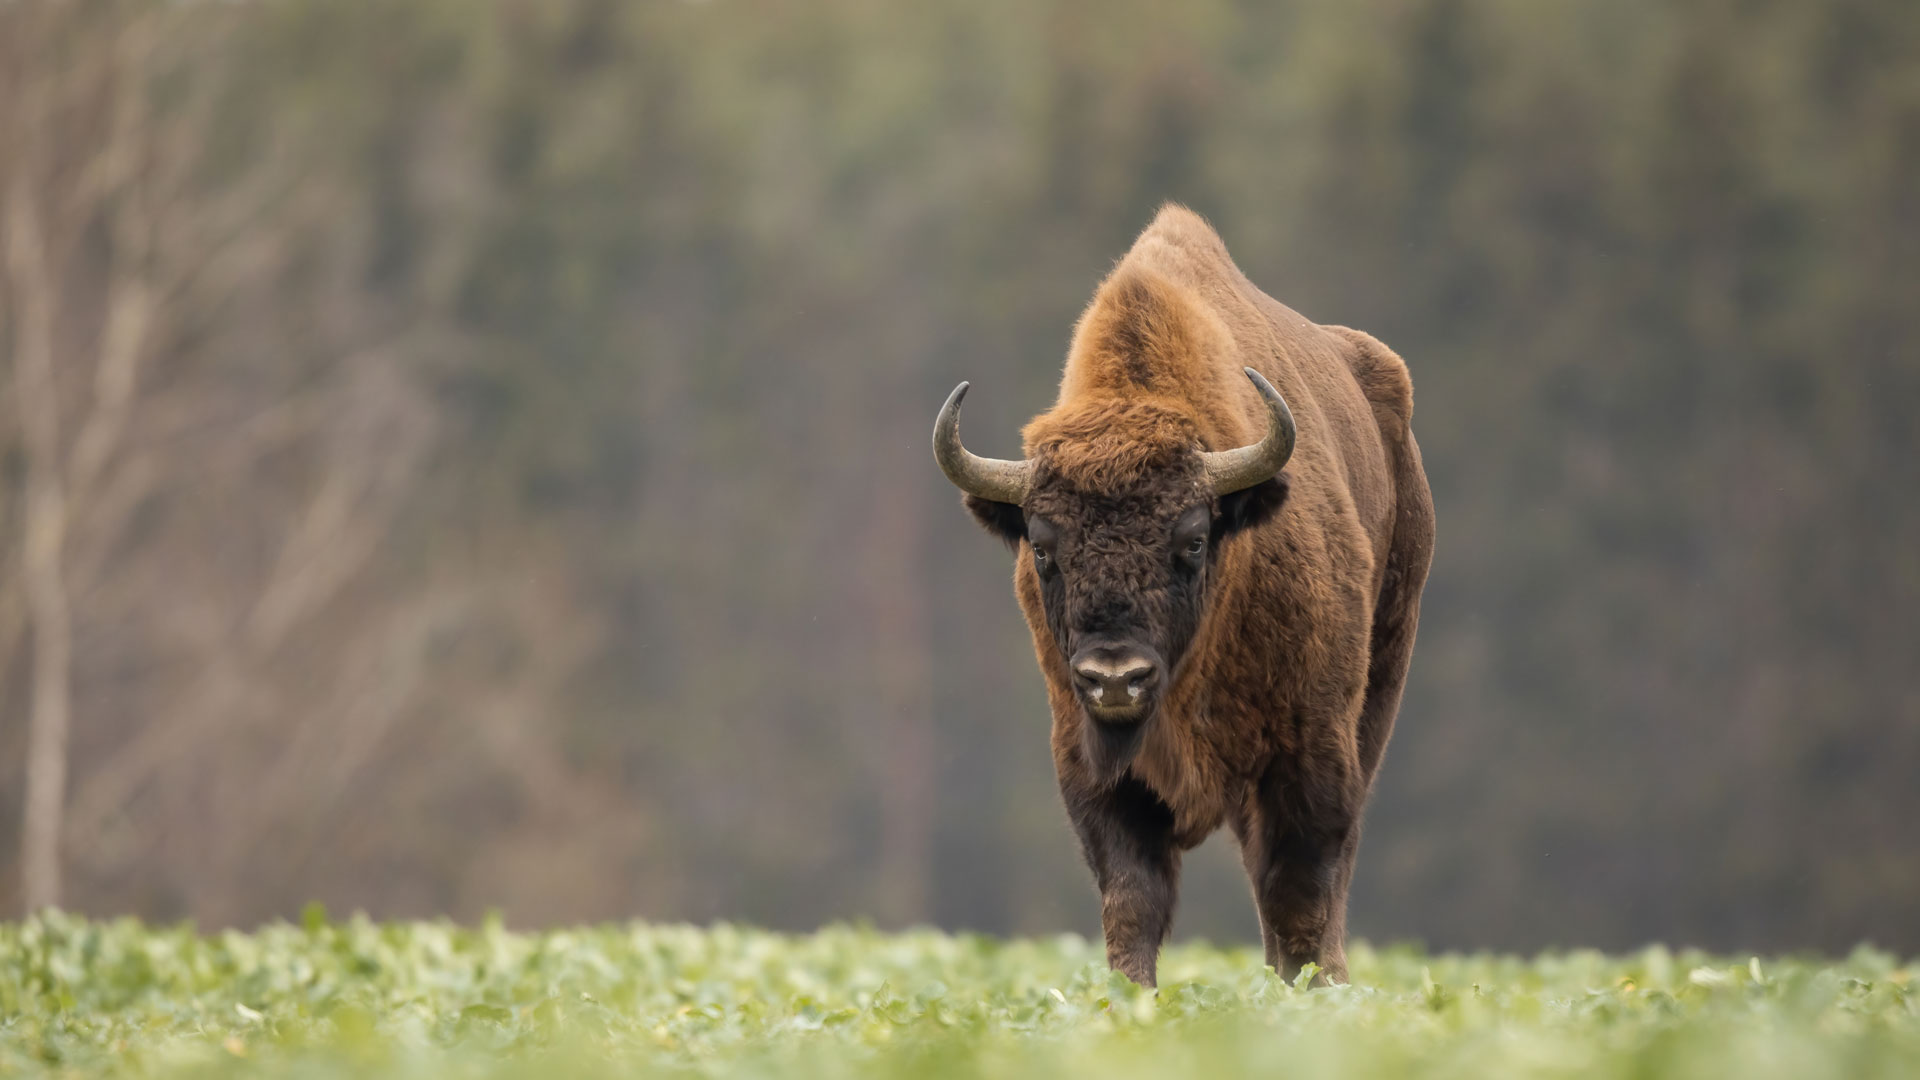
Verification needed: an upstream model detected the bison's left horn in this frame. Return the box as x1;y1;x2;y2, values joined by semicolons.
932;381;1033;505
1202;367;1296;495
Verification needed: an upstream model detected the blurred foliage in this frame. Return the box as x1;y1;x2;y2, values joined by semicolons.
1;0;1916;952
0;913;1915;1078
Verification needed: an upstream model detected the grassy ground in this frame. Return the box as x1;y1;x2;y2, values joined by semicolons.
1;911;1914;1078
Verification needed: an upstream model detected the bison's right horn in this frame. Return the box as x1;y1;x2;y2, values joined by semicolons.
932;382;1033;505
1201;367;1296;495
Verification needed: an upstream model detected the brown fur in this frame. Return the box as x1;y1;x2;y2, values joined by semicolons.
963;205;1434;985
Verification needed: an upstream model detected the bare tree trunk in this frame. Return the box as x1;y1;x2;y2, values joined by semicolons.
7;172;73;913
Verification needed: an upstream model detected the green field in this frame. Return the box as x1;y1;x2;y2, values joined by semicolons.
2;912;1914;1078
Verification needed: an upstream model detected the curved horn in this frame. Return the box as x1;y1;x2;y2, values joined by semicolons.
932;382;1033;504
1202;367;1296;495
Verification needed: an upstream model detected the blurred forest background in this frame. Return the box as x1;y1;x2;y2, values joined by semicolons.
1;0;1916;955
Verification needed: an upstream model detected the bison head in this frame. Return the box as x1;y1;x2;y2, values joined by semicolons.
933;369;1294;773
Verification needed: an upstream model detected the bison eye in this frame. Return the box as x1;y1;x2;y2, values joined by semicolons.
1184;536;1206;558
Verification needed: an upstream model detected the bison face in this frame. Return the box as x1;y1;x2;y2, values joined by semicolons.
957;460;1287;778
1031;494;1204;726
1012;472;1288;732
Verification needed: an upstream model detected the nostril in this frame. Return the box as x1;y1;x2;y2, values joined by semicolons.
1123;666;1156;698
1071;666;1109;703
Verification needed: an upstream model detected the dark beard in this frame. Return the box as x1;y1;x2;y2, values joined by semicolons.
1082;713;1150;786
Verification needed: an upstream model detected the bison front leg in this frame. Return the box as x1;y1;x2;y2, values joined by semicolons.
1064;774;1181;987
1237;759;1364;985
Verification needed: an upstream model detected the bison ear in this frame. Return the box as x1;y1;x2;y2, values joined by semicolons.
1214;473;1288;540
963;494;1027;549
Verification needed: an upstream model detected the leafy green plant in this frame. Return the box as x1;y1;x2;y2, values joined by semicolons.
0;912;1913;1078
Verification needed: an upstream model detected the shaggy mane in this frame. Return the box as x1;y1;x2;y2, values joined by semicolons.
1022;397;1203;495
1023;206;1256;494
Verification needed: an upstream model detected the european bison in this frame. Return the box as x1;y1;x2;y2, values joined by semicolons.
932;205;1434;986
